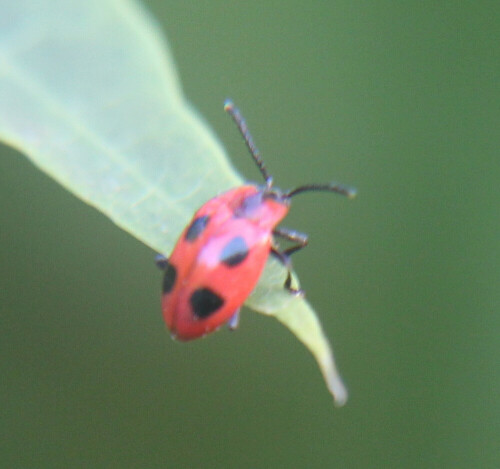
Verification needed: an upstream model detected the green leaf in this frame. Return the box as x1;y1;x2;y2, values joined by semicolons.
0;0;347;405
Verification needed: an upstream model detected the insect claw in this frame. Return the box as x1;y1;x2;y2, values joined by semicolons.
290;288;305;298
292;289;306;298
227;309;241;331
155;254;169;270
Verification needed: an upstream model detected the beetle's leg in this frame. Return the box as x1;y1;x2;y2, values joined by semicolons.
273;228;309;257
227;309;241;331
270;246;305;297
155;254;169;270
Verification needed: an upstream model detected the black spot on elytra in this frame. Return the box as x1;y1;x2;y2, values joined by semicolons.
220;236;249;267
190;288;224;319
185;215;210;242
162;262;177;294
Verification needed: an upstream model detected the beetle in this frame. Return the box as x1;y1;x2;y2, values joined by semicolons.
157;100;355;340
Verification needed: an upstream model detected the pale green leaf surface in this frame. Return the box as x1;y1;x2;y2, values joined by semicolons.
0;0;346;405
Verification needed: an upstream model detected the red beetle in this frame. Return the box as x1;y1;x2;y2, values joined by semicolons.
157;100;355;340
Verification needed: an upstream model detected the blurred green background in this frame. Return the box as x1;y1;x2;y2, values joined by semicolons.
1;1;498;467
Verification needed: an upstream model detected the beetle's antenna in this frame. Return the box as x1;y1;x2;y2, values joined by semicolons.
284;183;357;199
224;99;273;189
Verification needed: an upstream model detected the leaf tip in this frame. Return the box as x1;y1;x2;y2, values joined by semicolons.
323;352;348;407
330;375;348;407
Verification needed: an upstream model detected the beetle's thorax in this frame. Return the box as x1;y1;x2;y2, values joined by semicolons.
230;185;290;228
